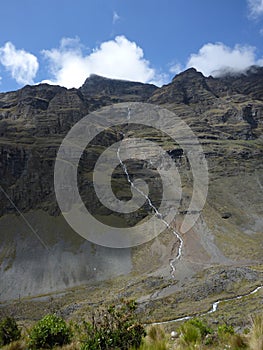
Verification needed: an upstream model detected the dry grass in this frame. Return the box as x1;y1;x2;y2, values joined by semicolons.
133;325;169;350
1;340;81;350
248;314;263;350
1;340;26;350
54;342;81;350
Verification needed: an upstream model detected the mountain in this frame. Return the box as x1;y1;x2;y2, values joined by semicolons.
80;74;158;102
0;68;262;325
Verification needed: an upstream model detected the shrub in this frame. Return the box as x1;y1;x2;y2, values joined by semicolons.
178;322;201;346
28;314;72;349
0;317;21;346
187;318;212;338
218;323;235;337
178;318;213;347
80;300;146;350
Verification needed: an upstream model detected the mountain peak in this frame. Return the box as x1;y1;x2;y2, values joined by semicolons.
172;67;204;81
82;74;146;87
80;74;158;101
83;74;114;84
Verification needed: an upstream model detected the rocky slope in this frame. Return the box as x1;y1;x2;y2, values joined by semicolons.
0;67;262;318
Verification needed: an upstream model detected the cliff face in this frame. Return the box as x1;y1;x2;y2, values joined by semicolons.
0;68;262;301
80;74;158;102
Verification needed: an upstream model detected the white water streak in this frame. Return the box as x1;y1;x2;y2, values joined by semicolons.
152;285;262;325
116;107;184;277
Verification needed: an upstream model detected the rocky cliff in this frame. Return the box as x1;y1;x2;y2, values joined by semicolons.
0;68;262;305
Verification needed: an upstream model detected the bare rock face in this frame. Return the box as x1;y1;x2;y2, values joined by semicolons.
80;74;158;102
0;69;262;301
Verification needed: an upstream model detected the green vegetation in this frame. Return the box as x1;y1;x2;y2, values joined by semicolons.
217;323;235;338
79;300;146;350
134;325;168;350
178;322;202;346
28;314;72;349
186;318;212;338
177;318;212;348
0;317;21;346
173;315;263;350
1;304;263;350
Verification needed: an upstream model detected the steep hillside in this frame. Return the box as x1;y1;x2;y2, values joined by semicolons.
0;68;262;325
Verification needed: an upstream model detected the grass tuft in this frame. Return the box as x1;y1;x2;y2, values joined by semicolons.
248;314;263;350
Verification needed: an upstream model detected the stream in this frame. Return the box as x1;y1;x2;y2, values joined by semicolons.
152;285;262;325
117;107;184;277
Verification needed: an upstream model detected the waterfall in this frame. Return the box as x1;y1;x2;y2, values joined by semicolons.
116;107;184;277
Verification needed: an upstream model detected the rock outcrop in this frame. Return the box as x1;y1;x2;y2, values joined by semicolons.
0;68;262;301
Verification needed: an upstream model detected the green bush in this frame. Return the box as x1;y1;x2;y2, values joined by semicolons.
178;318;213;347
28;314;72;349
218;323;235;337
0;317;21;346
80;300;146;350
179;318;214;349
187;318;212;338
179;322;201;346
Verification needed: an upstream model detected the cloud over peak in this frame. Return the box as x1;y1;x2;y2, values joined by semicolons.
184;42;263;77
0;37;262;90
0;42;39;85
42;36;166;88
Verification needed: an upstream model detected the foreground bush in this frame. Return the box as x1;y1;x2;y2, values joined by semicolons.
80;300;146;350
28;314;72;349
177;318;212;347
1;308;262;350
179;321;202;346
0;317;21;346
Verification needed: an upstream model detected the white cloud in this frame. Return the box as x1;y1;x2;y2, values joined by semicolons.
169;63;183;75
248;0;263;18
112;11;120;24
0;42;39;85
185;42;262;77
42;36;165;88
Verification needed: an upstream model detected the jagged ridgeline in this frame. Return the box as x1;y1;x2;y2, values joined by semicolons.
0;67;262;310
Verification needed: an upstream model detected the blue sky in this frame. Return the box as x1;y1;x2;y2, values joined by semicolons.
0;0;263;92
